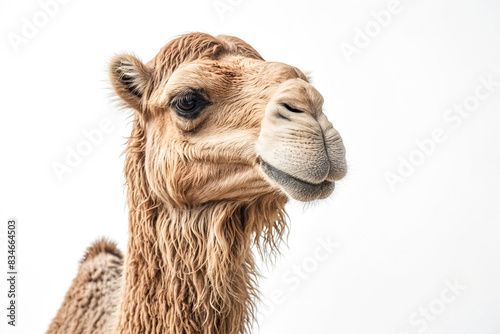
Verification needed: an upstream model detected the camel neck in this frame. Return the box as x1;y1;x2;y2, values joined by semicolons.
115;202;260;334
116;123;287;333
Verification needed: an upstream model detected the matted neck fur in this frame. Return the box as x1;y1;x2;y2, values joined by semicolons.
47;32;346;334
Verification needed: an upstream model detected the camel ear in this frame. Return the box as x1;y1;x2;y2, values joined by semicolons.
109;54;152;111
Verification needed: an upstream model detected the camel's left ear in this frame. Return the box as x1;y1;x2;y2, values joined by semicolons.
109;54;152;112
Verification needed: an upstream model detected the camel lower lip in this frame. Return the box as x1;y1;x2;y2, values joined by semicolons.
260;160;335;202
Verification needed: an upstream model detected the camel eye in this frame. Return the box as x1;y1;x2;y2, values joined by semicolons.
171;91;209;120
175;97;198;112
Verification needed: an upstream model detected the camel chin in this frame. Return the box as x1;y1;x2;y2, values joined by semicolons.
260;160;336;202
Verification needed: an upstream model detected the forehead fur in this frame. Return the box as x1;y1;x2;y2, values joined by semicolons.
147;33;263;90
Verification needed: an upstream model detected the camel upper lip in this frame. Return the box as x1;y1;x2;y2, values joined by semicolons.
259;160;335;201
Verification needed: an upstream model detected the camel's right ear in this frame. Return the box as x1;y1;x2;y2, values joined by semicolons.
109;54;152;111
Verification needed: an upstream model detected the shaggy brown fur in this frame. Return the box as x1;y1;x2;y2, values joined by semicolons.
113;117;288;333
47;239;122;334
48;32;347;334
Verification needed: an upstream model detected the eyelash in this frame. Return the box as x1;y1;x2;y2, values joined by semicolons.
178;95;196;103
170;92;200;106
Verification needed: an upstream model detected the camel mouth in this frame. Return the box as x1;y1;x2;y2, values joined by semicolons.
260;160;335;202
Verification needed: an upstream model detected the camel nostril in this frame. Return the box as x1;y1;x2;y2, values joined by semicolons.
282;103;305;113
277;112;291;121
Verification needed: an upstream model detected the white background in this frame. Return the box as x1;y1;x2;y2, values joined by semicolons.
1;0;500;333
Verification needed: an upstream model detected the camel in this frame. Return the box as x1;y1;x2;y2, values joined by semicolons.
47;32;347;334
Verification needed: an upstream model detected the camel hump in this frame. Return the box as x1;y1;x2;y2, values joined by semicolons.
81;238;123;264
47;238;123;334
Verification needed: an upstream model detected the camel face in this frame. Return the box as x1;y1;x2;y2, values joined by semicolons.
110;33;346;205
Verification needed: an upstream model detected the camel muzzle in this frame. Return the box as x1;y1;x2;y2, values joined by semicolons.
256;78;347;201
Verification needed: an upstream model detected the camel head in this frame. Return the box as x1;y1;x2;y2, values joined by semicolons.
109;33;347;206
